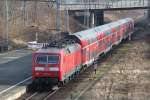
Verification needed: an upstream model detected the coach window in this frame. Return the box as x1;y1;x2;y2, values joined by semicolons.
36;55;47;64
102;38;105;45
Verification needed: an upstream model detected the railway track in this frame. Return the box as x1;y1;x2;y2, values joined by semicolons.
17;86;59;100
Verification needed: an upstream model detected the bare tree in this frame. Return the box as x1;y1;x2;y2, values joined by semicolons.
21;0;26;26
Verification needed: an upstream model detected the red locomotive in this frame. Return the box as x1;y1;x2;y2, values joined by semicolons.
32;18;134;86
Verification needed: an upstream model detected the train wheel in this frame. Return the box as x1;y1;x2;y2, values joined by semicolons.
58;81;64;87
74;72;77;77
68;76;71;80
29;80;38;91
26;83;33;93
65;78;69;84
72;73;76;78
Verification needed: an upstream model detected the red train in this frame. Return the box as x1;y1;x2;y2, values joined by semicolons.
32;18;134;85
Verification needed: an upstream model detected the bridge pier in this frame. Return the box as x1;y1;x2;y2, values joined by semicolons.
68;10;104;29
90;10;104;27
148;8;150;19
95;10;104;26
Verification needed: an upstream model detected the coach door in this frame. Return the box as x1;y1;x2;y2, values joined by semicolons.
82;47;90;65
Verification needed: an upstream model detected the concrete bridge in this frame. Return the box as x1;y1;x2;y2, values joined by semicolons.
48;0;150;31
58;0;150;27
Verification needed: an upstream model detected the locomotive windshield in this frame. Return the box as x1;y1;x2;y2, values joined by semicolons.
36;55;47;64
36;55;59;64
48;55;59;64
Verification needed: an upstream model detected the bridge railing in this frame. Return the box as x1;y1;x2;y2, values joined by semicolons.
60;0;148;10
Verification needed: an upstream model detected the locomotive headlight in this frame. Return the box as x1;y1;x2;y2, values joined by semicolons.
35;67;44;71
49;67;59;71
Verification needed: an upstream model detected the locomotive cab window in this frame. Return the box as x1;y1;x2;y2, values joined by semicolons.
48;55;59;64
36;55;59;64
36;55;47;64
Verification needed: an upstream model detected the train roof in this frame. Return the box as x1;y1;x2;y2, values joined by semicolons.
36;48;61;54
70;18;134;47
35;43;80;54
